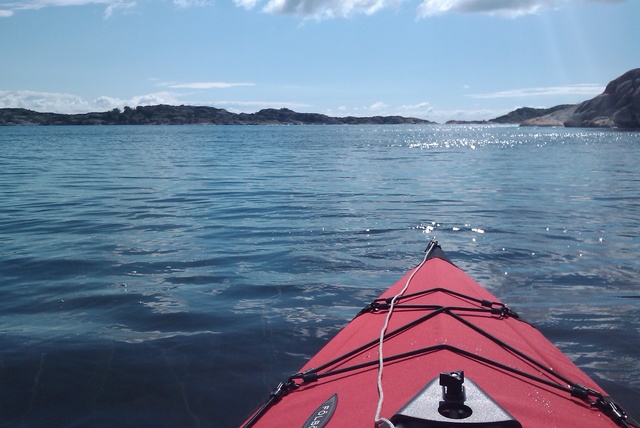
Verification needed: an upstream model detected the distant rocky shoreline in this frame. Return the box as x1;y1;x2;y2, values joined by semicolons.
0;105;560;127
452;68;639;129
0;106;434;126
446;105;576;126
2;69;638;128
520;68;640;129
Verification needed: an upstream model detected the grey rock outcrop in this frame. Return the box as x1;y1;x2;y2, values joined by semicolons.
522;68;640;128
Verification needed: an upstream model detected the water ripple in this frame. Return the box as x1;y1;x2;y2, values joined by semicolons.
0;125;638;426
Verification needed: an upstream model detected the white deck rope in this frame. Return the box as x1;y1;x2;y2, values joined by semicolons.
374;240;436;428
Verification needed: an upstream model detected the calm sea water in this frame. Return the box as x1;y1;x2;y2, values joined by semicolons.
0;125;638;427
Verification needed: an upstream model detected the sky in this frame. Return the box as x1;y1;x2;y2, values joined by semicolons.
0;0;638;122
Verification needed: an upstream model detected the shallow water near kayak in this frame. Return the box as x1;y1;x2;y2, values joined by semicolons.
0;124;638;427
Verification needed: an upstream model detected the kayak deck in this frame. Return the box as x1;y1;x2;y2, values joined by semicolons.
244;241;636;427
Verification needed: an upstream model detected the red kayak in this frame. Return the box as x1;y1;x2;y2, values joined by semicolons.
243;240;636;427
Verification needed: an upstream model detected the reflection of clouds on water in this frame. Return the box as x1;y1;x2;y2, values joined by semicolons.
108;327;220;344
557;341;640;386
521;297;640;393
141;292;188;314
232;298;333;331
232;284;375;341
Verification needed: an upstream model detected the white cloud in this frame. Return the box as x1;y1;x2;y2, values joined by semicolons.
233;0;259;9
325;101;505;122
0;0;136;18
0;90;184;113
104;0;136;18
417;0;564;18
129;91;183;105
235;0;627;19
419;0;629;18
162;82;256;89
368;101;388;111
94;96;127;110
0;0;205;18
0;90;93;113
235;0;403;19
93;91;183;111
399;101;431;110
326;100;435;119
0;0;627;18
0;88;316;113
468;83;604;99
418;106;514;123
212;100;313;110
397;101;433;117
173;0;209;7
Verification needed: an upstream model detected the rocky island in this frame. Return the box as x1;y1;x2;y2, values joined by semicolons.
0;106;434;126
445;105;576;125
521;68;640;129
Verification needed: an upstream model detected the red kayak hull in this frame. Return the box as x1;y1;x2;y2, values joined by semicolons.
244;245;632;427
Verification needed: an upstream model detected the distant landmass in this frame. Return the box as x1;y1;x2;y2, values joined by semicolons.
521;68;640;128
1;69;638;127
446;105;577;125
0;106;434;126
449;69;639;129
0;104;562;127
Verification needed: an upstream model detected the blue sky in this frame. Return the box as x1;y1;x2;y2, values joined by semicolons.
0;0;637;122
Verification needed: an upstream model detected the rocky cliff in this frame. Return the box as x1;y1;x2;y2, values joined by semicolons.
522;68;640;128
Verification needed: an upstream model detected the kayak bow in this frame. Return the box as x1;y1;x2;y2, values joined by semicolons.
243;240;636;427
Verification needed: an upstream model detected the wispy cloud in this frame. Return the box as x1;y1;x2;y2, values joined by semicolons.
326;101;506;122
0;0;135;18
0;0;207;18
399;101;432;110
435;107;512;122
417;0;563;18
468;84;604;99
233;0;402;19
0;0;627;18
234;0;628;19
423;0;630;18
368;101;388;111
0;89;311;113
213;100;313;110
173;0;209;7
397;101;433;117
161;82;256;89
0;90;183;113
